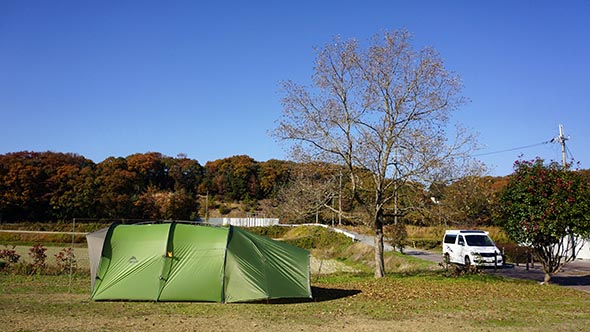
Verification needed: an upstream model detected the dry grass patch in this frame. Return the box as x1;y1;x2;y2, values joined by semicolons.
2;273;589;332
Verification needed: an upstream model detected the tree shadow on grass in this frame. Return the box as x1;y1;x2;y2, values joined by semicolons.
551;275;590;287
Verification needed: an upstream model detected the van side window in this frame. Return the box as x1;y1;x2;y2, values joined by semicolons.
458;235;465;246
444;234;457;244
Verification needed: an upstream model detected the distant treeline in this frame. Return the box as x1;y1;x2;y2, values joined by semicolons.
4;151;590;226
0;151;295;222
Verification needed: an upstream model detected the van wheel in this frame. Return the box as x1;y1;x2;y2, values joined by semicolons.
464;256;471;266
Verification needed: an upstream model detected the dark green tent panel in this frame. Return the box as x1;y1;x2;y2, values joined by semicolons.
87;223;311;303
224;227;311;302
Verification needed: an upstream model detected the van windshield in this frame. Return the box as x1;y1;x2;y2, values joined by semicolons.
465;235;494;246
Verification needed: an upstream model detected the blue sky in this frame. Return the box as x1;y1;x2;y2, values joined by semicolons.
1;1;588;176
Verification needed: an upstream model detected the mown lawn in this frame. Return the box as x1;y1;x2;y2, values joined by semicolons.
1;226;589;331
1;272;589;332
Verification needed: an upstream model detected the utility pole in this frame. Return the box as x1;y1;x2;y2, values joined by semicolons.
331;196;335;227
553;124;575;258
554;124;569;168
205;191;209;224
393;146;399;226
338;171;342;226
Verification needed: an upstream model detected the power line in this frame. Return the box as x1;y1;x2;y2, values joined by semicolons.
472;140;552;157
566;145;576;162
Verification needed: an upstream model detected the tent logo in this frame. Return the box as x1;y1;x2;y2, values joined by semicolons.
128;256;138;264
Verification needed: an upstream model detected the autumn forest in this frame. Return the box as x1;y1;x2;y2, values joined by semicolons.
2;151;589;227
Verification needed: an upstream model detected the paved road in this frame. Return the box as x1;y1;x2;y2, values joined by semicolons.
403;246;590;292
486;260;590;292
333;227;590;292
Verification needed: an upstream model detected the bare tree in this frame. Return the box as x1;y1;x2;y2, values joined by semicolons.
274;163;339;223
273;30;478;277
430;160;492;227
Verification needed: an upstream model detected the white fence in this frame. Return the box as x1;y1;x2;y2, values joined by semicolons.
198;220;358;242
204;217;279;227
564;235;590;260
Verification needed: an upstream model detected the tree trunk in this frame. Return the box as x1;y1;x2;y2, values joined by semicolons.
374;230;385;278
374;212;385;278
543;272;552;284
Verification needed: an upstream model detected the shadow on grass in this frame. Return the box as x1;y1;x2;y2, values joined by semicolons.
311;286;361;302
551;275;590;287
258;286;361;304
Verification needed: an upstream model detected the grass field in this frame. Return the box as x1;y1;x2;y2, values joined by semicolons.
1;272;589;332
1;225;589;331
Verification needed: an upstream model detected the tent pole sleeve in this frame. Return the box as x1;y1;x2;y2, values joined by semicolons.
157;222;176;301
220;225;233;304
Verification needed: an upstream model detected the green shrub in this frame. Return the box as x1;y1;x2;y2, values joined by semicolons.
385;223;408;252
218;204;231;215
247;226;290;238
282;226;352;251
497;243;532;264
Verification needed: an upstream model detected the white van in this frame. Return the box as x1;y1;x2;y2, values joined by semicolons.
442;230;503;267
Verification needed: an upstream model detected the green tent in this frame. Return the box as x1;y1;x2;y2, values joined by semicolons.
86;222;312;303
